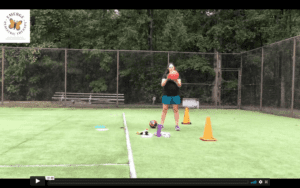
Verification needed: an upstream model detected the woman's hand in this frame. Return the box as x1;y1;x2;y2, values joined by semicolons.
175;79;182;87
161;78;167;86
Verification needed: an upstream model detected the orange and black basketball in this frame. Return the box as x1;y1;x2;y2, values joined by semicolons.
149;120;157;129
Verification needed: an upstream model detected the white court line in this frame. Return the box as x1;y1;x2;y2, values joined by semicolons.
122;112;137;178
0;164;129;167
1;113;136;178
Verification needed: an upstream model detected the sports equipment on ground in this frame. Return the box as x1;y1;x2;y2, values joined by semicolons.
141;133;153;138
149;120;157;129
136;129;149;135
200;116;217;141
156;124;163;137
154;132;170;138
181;107;192;124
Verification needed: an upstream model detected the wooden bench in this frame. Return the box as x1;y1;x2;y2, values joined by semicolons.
52;92;124;105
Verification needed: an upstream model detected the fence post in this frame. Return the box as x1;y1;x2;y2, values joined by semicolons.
213;49;218;107
291;38;296;117
1;47;4;105
216;51;219;107
260;48;264;111
117;50;119;107
238;55;242;109
217;52;222;106
65;48;67;102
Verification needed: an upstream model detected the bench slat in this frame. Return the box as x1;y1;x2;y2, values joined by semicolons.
52;97;124;101
53;95;123;97
96;100;124;103
54;92;124;95
53;95;124;98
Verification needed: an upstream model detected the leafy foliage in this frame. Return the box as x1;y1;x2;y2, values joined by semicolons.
1;9;299;103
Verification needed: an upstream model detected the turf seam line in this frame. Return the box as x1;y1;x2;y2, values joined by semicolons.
123;112;137;178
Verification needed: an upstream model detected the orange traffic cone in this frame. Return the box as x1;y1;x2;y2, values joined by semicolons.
200;116;217;141
181;107;191;124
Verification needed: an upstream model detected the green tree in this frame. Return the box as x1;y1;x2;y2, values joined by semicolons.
2;9;300;104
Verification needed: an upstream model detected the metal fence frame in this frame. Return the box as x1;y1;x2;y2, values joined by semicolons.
1;35;299;116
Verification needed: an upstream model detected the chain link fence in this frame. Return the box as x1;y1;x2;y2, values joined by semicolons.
1;35;300;117
241;48;262;107
119;51;168;105
240;35;300;118
169;53;215;106
1;48;65;102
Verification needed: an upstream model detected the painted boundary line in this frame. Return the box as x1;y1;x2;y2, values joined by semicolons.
122;112;137;178
0;164;129;167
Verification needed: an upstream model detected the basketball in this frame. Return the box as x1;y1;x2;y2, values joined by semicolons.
168;72;179;79
149;120;158;129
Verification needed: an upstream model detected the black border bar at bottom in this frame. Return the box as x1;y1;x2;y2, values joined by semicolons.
9;178;300;186
40;178;270;186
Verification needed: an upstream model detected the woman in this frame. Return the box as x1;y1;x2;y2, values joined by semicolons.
159;63;182;131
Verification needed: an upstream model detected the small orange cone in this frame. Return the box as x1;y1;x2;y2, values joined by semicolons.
200;116;217;141
181;107;191;124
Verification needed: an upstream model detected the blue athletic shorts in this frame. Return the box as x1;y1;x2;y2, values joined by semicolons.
162;95;181;105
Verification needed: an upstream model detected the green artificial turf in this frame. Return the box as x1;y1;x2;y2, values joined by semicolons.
0;107;299;178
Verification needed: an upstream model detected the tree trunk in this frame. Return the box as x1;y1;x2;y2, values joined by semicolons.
289;10;292;35
148;9;154;67
103;9;106;18
212;48;222;106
